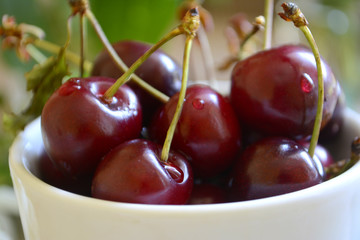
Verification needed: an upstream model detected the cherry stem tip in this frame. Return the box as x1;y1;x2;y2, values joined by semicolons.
278;2;308;28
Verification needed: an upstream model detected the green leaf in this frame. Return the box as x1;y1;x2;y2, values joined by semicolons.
3;47;70;136
3;113;33;137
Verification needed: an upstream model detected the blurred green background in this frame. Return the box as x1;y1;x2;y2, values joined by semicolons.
0;0;359;186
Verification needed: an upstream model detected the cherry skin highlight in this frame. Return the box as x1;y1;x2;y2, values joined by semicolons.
91;139;193;205
41;76;142;180
149;84;242;178
230;44;338;139
91;40;182;125
298;140;335;180
228;137;324;201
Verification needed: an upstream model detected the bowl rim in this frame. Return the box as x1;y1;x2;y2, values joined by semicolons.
9;108;360;215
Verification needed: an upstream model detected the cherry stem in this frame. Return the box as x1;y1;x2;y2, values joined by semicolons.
161;35;194;162
84;9;170;103
65;15;72;49
301;26;324;158
239;16;265;59
103;27;183;101
68;0;88;15
263;0;274;50
0;14;91;70
279;2;323;158
25;44;47;63
79;13;85;78
31;38;92;72
161;8;200;162
196;23;217;87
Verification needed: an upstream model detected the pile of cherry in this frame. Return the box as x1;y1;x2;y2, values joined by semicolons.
38;39;344;205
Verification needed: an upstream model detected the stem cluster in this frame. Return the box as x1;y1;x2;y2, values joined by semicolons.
77;3;200;162
161;8;199;162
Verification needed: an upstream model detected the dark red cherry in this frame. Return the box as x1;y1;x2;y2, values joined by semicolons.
91;139;193;205
320;82;345;142
38;148;91;196
91;40;182;125
230;44;338;139
149;84;242;178
228;137;324;201
298;140;335;179
41;77;142;180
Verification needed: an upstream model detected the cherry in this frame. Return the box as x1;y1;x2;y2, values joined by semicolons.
92;9;198;205
91;40;182;125
298;140;335;180
228;137;324;201
312;144;335;169
41;76;142;180
230;44;338;139
14;1;348;206
38;148;91;196
319;82;345;142
91;139;193;205
149;84;242;178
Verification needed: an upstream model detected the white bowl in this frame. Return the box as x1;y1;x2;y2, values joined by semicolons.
9;108;360;240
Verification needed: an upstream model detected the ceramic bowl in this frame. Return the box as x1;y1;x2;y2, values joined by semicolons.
9;108;360;240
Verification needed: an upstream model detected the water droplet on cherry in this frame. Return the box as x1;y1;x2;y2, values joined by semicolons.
192;98;205;110
301;73;314;93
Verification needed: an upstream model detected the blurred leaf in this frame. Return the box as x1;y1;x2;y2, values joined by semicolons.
0;166;12;186
319;0;354;8
25;47;69;113
87;0;182;57
0;0;69;67
0;132;13;186
3;113;32;137
3;47;69;136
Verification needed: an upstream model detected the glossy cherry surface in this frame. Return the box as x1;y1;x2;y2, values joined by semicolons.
91;139;193;205
228;137;324;201
91;40;182;124
41;77;142;180
298;140;335;179
149;84;242;178
230;44;338;139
